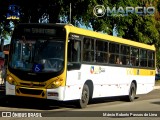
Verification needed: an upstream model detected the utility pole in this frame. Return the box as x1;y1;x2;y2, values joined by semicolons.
69;3;71;24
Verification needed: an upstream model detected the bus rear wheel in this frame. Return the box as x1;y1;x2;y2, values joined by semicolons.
77;84;89;108
128;82;136;102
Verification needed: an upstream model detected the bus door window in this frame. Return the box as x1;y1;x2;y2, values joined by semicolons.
68;40;81;62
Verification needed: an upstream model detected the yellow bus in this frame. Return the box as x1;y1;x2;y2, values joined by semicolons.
6;23;156;108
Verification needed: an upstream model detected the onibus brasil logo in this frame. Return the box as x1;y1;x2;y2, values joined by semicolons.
93;5;155;17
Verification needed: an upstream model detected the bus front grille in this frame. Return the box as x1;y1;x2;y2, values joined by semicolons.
20;82;46;87
18;88;43;95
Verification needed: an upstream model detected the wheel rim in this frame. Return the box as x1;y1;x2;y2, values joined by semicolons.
82;89;88;103
130;87;135;99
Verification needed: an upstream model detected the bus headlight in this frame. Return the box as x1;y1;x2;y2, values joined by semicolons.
47;78;63;89
6;75;17;85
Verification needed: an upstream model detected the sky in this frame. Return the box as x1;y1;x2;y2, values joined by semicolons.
79;23;117;36
4;37;11;45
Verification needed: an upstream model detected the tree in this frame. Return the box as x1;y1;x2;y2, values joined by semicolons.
0;0;11;40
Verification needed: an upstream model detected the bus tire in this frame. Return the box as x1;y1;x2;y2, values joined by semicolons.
77;84;89;108
128;82;136;102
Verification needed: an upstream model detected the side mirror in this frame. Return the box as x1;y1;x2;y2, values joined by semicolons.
67;62;81;71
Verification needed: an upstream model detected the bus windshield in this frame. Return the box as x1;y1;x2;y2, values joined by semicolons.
9;38;64;73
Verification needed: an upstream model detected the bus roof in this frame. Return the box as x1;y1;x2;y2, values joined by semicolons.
65;25;155;51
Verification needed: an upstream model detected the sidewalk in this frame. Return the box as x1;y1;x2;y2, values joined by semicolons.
154;85;160;89
154;80;160;89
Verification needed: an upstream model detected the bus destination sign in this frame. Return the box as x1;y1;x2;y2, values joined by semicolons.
23;28;56;35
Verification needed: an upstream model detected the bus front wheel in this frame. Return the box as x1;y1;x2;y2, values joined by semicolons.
77;84;89;108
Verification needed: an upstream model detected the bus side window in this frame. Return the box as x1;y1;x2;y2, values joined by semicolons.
83;38;95;62
109;54;113;63
148;51;154;68
131;47;139;66
140;49;147;67
115;56;122;65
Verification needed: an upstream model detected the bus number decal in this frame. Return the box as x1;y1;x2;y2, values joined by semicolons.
127;68;134;75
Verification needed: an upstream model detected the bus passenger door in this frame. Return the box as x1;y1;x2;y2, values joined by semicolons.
65;35;82;100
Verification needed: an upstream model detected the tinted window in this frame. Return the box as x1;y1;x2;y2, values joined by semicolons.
140;49;147;67
131;47;139;66
96;40;108;63
109;43;121;64
83;38;95;62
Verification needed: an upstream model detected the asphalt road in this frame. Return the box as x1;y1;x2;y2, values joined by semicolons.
0;87;159;120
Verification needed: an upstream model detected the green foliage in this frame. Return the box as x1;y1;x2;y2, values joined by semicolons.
0;23;11;40
0;0;11;39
